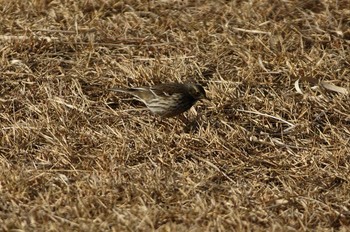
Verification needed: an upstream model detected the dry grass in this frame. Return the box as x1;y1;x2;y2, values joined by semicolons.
1;0;350;231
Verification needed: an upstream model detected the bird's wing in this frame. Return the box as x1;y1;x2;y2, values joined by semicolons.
149;83;186;97
110;83;187;99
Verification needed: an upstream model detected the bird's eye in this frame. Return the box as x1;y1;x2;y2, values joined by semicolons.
193;89;200;96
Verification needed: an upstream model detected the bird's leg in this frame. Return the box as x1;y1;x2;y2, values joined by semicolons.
178;114;190;124
152;115;162;124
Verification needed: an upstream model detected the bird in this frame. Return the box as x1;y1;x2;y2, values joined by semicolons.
109;83;208;118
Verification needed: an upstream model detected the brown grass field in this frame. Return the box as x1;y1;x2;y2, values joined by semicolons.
1;0;350;231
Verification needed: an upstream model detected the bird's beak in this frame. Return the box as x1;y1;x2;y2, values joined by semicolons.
203;95;211;101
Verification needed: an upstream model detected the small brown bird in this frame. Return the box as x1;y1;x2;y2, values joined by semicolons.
110;83;208;117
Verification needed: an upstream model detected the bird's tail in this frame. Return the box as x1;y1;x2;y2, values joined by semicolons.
109;87;149;99
109;87;150;94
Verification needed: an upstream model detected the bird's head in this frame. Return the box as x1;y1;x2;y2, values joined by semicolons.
188;84;209;100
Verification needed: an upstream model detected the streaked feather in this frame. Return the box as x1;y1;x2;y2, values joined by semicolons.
109;83;207;117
